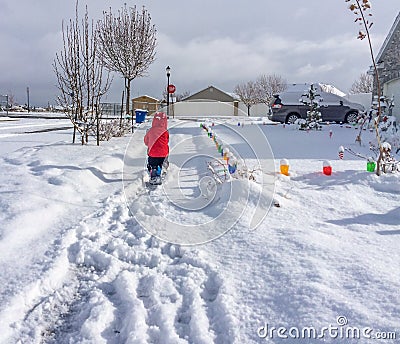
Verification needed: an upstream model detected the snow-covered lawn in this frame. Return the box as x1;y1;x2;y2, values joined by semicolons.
0;115;399;343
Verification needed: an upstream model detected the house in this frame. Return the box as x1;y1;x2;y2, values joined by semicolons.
155;85;269;118
176;85;241;117
370;12;400;118
132;95;160;115
184;85;238;103
172;85;267;117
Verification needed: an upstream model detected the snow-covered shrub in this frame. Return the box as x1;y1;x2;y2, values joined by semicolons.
367;116;399;173
380;142;399;173
368;96;399;155
91;119;132;141
343;96;399;174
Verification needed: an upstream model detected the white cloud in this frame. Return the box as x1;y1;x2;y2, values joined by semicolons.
1;0;399;105
152;30;375;95
296;62;339;77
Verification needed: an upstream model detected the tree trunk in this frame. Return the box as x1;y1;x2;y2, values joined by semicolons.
96;105;100;146
119;90;124;129
376;148;383;176
72;109;77;144
125;78;131;116
374;120;383;176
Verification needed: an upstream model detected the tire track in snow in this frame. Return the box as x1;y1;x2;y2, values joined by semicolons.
8;120;239;343
27;189;237;343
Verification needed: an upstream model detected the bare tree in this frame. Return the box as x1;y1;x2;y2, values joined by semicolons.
97;5;157;116
349;72;373;94
175;90;191;102
162;90;190;103
256;74;287;105
6;91;17;107
234;81;259;116
347;0;384;175
54;1;111;145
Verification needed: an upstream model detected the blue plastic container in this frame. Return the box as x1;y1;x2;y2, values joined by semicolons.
228;163;237;174
135;109;147;123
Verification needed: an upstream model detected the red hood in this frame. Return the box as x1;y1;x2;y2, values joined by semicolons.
151;112;168;130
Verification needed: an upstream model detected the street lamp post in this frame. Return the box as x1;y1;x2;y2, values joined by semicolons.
27;87;30;113
166;65;171;118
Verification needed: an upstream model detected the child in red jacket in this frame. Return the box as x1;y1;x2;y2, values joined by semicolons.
144;112;169;183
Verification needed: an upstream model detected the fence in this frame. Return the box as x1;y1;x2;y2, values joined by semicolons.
100;103;125;118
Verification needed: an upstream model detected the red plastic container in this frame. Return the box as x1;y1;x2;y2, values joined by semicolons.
323;160;332;176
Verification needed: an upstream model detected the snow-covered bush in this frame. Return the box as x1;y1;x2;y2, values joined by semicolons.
368;116;399;169
90;119;132;141
343;95;399;174
368;95;399;156
380;142;399;173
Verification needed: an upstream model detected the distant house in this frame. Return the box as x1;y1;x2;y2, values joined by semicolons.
163;85;269;117
173;85;242;117
370;12;400;118
183;85;239;103
132;95;160;115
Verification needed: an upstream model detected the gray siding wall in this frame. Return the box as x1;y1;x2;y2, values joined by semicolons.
374;21;400;97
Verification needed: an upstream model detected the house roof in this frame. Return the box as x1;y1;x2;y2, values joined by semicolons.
132;95;160;101
376;12;400;63
182;85;239;102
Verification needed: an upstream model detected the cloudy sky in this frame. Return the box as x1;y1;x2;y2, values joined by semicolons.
0;0;399;107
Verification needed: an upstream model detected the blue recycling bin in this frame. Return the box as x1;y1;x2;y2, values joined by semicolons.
135;109;147;123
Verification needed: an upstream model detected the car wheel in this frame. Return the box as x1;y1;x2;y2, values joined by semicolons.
286;113;300;124
345;112;358;124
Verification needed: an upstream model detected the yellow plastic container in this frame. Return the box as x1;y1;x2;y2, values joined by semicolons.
223;148;230;161
280;159;289;176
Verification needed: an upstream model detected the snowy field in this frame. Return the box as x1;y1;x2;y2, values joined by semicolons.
0;114;399;343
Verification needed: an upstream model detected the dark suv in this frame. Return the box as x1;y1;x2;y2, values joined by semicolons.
268;83;365;124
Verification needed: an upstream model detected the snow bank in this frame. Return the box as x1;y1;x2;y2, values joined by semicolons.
0;118;399;343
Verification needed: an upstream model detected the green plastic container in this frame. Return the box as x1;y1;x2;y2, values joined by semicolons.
367;161;376;172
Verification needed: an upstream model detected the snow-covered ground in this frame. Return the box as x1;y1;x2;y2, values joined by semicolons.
0;114;399;344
